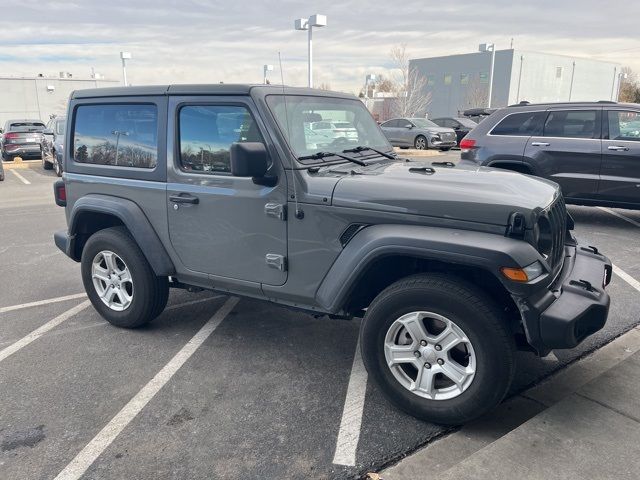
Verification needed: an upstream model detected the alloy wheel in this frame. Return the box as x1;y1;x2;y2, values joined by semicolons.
384;311;476;400
91;250;134;311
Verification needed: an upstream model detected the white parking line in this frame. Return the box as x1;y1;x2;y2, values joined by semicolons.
614;264;640;293
9;169;31;184
0;300;90;363
53;296;239;480
598;206;640;228
333;338;368;467
0;293;87;314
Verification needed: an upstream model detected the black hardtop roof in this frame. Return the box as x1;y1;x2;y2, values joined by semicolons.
70;84;357;100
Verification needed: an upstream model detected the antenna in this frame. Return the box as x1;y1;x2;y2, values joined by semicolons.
278;52;303;220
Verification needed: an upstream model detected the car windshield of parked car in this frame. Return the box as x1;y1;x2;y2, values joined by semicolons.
266;95;392;160
454;117;478;128
411;119;439;129
8;122;46;132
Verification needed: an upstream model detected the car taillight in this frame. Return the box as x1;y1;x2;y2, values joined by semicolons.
3;132;19;140
459;138;476;150
54;180;66;207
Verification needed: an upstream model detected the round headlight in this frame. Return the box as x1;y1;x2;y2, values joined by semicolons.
536;216;553;259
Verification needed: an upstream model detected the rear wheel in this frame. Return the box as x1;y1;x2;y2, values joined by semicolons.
414;135;428;150
81;227;169;328
360;273;515;425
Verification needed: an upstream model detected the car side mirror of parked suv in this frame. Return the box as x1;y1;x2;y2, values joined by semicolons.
230;142;276;186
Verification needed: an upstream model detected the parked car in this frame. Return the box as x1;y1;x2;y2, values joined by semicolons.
459;101;640;210
53;85;611;425
380;117;457;150
1;119;46;160
310;120;358;143
431;117;478;144
42;116;66;176
462;108;496;123
0;157;4;181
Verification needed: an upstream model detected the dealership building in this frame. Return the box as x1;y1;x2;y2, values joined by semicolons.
0;74;118;126
410;49;622;118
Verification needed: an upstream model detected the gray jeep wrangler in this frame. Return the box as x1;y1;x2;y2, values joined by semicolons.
53;85;612;424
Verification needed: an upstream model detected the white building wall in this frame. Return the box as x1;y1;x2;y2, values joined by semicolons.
0;77;119;125
508;51;620;104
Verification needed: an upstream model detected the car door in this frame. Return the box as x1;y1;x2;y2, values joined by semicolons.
381;119;399;144
397;119;415;146
166;96;288;286
599;109;640;206
524;108;602;200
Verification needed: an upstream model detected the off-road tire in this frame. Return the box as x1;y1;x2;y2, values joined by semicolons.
360;273;516;425
81;227;169;328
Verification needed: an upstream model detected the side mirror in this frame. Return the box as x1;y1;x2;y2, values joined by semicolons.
230;142;269;178
404;124;413;129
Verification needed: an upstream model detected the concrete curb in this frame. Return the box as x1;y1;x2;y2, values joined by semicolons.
2;157;40;169
393;148;442;157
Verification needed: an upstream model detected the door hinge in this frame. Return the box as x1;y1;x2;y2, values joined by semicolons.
265;254;287;271
265;202;287;221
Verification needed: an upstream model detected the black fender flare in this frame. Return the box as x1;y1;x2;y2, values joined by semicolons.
68;194;175;276
315;224;547;313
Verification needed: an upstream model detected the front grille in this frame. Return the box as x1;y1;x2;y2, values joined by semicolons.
545;195;567;274
441;132;455;141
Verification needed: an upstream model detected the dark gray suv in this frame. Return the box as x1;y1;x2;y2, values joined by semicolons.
460;101;640;209
53;85;612;424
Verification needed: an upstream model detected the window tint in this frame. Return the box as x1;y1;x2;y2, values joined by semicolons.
382;119;398;128
608;111;640;142
491;112;545;136
73;104;158;168
179;105;264;174
543;110;598;139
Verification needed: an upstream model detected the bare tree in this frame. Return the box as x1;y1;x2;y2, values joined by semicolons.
317;82;332;91
463;76;489;110
360;75;395;98
618;66;640;103
388;44;432;117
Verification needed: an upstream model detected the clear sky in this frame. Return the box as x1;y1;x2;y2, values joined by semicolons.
1;0;638;93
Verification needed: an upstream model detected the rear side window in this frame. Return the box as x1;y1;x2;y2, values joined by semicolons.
381;119;398;128
73;104;158;168
607;111;640;142
178;105;264;174
543;110;598;139
490;112;545;136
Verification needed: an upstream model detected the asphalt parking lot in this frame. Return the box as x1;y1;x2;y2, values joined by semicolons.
1;161;639;480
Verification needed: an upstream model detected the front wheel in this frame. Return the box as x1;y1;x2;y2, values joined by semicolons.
81;227;169;328
360;273;515;425
414;135;428;150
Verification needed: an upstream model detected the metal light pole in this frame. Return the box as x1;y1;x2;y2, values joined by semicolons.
479;43;496;108
112;130;129;166
263;64;274;84
616;72;628;101
294;14;327;88
120;51;132;86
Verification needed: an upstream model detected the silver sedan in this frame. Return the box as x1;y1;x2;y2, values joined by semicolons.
380;118;457;150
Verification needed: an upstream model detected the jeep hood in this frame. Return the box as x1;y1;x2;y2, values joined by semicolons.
330;161;559;227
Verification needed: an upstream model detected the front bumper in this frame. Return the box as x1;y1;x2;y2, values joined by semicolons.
516;243;612;353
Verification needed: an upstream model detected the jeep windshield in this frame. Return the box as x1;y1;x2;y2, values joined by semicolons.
266;95;393;164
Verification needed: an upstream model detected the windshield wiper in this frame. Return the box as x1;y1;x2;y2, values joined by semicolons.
342;145;396;160
298;151;366;166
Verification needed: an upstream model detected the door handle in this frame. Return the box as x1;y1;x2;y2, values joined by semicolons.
169;194;199;204
531;142;550;147
608;145;629;151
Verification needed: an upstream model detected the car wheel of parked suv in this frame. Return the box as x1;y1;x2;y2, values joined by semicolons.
360;273;515;425
414;135;427;150
54;156;62;177
81;226;169;328
42;154;53;170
